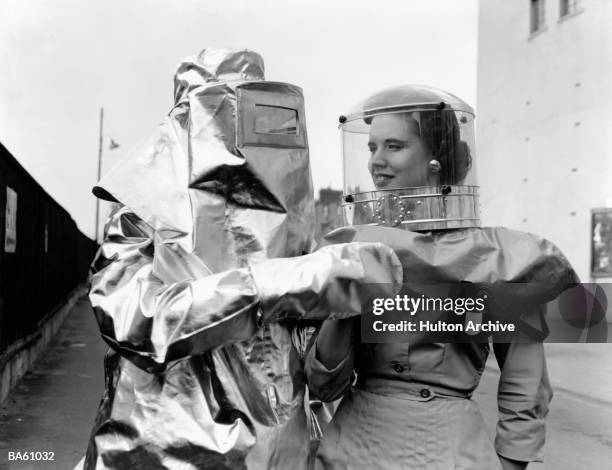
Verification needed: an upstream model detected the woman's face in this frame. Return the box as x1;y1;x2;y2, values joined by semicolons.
367;113;433;190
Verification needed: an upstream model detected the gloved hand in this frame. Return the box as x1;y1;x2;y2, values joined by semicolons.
249;242;403;322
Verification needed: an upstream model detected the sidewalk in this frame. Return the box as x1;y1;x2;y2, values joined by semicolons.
0;294;107;470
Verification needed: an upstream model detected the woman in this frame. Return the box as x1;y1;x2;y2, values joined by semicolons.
306;85;576;470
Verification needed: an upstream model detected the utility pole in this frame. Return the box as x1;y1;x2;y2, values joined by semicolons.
94;107;103;244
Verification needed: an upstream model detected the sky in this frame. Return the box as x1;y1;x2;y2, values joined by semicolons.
0;0;478;239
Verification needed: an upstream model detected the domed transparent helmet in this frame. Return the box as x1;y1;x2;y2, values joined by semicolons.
340;84;480;231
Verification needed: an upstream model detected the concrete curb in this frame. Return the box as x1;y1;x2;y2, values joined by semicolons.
0;284;89;405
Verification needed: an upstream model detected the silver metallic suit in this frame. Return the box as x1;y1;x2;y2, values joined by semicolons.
83;49;401;470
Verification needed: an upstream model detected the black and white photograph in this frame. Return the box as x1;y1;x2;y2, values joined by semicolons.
0;1;611;469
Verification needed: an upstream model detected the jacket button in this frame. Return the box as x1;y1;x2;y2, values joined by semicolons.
392;363;404;373
420;388;431;398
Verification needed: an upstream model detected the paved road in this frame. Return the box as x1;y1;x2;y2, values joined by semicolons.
1;297;611;469
0;295;107;470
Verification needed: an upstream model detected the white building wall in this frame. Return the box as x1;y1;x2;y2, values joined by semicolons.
477;0;612;281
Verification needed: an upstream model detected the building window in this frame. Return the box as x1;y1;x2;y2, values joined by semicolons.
530;0;546;34
560;0;580;18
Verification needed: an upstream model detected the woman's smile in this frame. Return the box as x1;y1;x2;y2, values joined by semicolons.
372;172;394;187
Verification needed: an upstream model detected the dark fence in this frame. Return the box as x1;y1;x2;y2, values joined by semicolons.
0;142;97;356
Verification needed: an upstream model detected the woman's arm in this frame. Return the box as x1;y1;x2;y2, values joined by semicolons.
493;333;552;467
305;318;356;402
498;455;527;470
314;318;355;368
